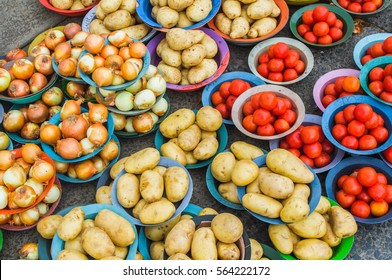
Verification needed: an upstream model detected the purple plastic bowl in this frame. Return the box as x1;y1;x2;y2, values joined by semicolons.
313;68;360;112
146;28;230;92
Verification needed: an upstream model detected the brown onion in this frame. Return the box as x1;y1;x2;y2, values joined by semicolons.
111;112;126;131
30;159;54;183
112;71;125;86
8;192;19;209
108;30;131;48
19;207;40;225
0;213;11;225
44;30;66;50
93;55;105;68
64;23;82;40
91;156;108;173
0;186;9;209
31;45;50;57
54;41;72;63
66;81;86;99
0;150;15;171
21;143;42;164
100;44;119;59
129;42;147;59
29;72;48;93
15;158;31;173
56;138;83;159
0;68;11;92
60;99;82;120
8;79;30;97
87;123;108;147
70;47;84;60
21;122;40;140
40;123;62;145
6;48;27;61
54;160;69;174
12;58;34;80
80;138;95;155
118;46;132;61
58;57;77;77
34;54;54;75
3;110;25;132
43;184;60;203
36;202;49;216
71;31;89;47
62;115;89;141
0;59;6;68
121;61;139;81
0;132;11;150
67;164;77;178
42;87;63;106
3;165;27;191
84;34;105;54
19;107;29;122
78;53;96;74
132;113;153;133
74;159;97;180
92;67;114;87
19;242;39;260
88;102;108;123
13;185;37;208
105;54;124;70
49;106;62;118
0;170;5;185
99;139;119;161
11;213;23;226
27;103;49;124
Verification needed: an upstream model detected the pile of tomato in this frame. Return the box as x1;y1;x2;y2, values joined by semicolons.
367;63;392;103
361;36;392;65
322;75;362;108
338;0;383;14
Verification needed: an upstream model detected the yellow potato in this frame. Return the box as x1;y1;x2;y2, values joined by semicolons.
282;183;310;205
177;11;194;28
230;17;250;39
214;13;232;36
120;0;136;13
57;207;85;242
139;198;176;224
279;197;310;223
259;172;294;199
178;124;202;152
156;6;179;28
134;251;144;260
103;10;134;30
150;241;165;260
81;227;115;259
121;24;150;40
37;215;63;239
222;0;241;19
268;224;293;254
152;166;167;176
314;196;331;215
56;249;88;260
89;19;111;35
132;199;148;219
288;212;327;239
95;5;108;19
248;17;277;38
247;0;273;20
289;229;301;245
293;239;333;260
231;159;259;186
158;40;182;67
321;216;342;248
185;151;198;165
329;206;358;238
217;242;240;260
246;178;261;194
167;253;191;260
211;152;236;183
265;0;281;17
242;193;282;218
139;170;164;202
230;141;264;160
164;219;195;256
200;34;218;59
164;166;189;202
96;186;112;205
125;147;160;174
159;108;196;138
182;44;207;68
193;137;219;161
198;207;218;216
200;130;217;140
116;173;140;208
100;0;122;13
249;238;263;260
186;0;212;22
166;28;205;51
196;106;223;132
161;142;187;166
191;227;217;260
218;181;240;204
158;61;182;84
188;59;218;84
100;256;123;260
65;235;85;254
168;0;194;12
144;215;181;241
211;213;243;243
114;245;129;259
82;219;95;229
110;157;128;179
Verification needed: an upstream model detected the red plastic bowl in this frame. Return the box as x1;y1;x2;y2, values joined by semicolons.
39;0;99;16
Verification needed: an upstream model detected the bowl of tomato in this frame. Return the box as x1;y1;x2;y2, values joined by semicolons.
248;37;314;85
325;156;392;224
321;95;392;155
331;0;391;17
269;114;345;173
353;33;392;69
231;84;305;141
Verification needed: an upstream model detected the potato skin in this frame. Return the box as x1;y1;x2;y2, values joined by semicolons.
218;181;240;204
166;28;205;51
57;207;85;242
268;224;293;254
182;44;207;68
200;34;218;59
103;10;134;30
56;249;88;260
242;193;282;218
230;141;264;160
217;242;241;260
167;253;192;260
159;108;196;138
249;238;263;260
214;13;232;36
150;241;165;260
178;124;201;152
157;62;182;84
116;173;140;208
124;147;160;174
288;212;327;239
100;0;122;13
110;157;128;179
211;152;236;183
164;219;195;256
37;215;63;239
192;137;219;161
156;7;179;28
314;196;331;215
293;239;333;260
329;206;358;238
139;198;176;224
231;159;259;186
259;173;294;199
188;59;218;84
161;142;188;166
140;170;164;203
121;24;150;40
191;227;217;260
81;227;116;259
186;0;212;22
279;197;310;223
211;213;243;243
164;166;189;202
96;186;112;205
145;214;181;241
196;106;222;132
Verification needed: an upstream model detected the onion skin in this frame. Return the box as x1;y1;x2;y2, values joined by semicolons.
79;53;96;74
0;213;11;225
87;123;109;147
40;123;62;145
19;207;40;226
31;159;55;183
45;30;66;51
54;41;72;63
64;23;82;40
20;122;40;140
42;86;63;106
88;102;108;123
3;110;25;132
121;61;139;81
56;138;83;159
100;44;119;59
74;159;97;180
34;54;54;75
54;160;69;174
71;31;89;47
58;57;77;77
43;184;61;204
19;243;39;260
15;158;31;173
0;68;12;92
8;79;30;97
111;112;126;131
60;99;83;121
49;106;62;118
0;150;16;171
84;34;105;54
27;103;49;124
3;164;27;191
12;58;34;80
29;72;48;93
92;67;114;87
13;185;37;208
0;185;9;210
6;48;27;62
0;132;11;150
62;115;89;141
31;45;50;57
66;81;86;99
104;55;124;71
21;143;42;164
132;113;154;133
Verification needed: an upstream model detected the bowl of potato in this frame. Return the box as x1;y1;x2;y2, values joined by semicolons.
237;149;322;225
154;107;228;169
146;27;230;92
136;0;221;32
207;0;289;46
49;204;138;260
39;0;99;17
271;196;356;260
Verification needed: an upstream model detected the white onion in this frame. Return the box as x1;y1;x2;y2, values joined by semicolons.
111;113;126;131
71;31;89;47
0;132;10;150
115;91;134;111
71;47;84;60
19;207;40;225
3;165;27;191
91;156;108;173
147;75;166;96
79;53;96;74
0;186;9;209
147;112;159;125
112;73;125;86
124;117;135;133
125;78;143;93
11;214;23;226
43;184;61;204
134;89;156;109
36;202;49;216
54;160;69;174
19;243;39;260
80;138;95;155
144;65;158;80
151;97;168;117
99;88;115;98
25;178;44;196
67;164;77;179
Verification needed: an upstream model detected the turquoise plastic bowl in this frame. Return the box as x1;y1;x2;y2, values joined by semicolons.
353;33;392;69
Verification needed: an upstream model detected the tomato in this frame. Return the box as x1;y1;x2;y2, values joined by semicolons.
271;98;287;115
268;72;283;82
378;115;385;126
259;92;277;110
302;10;315;26
242;101;255;116
362;1;377;12
229;79;248;97
350;200;370;218
286;130;303;149
332;124;348;141
382;146;392;163
318;34;333;45
279;109;297;125
215;103;230;119
336;190;356;208
334;19;344;29
383;185;392;203
268;45;275;59
383;37;392;53
273;42;289;59
226;95;237;111
337;175;349;188
274;119;290;134
357;189;372;203
343;104;356;122
369;42;385;58
341;135;359;150
359;134;378;150
258;53;270;64
324;83;339;97
321;139;335;153
334;77;345;93
383;76;392;92
284;50;300;68
302;142;322;159
257;123;275;136
329;27;343;42
368;81;384;96
281;98;292;110
314;152;331;167
283;68;299;81
347;2;362;12
242;115;257;133
297;24;311;37
338;0;350;8
376;173;388;184
369;67;385;81
211;91;225;106
342;176;363;195
313;22;330;37
251;93;262;109
322;94;336;108
313;6;329;21
380;91;392;103
253;108;272;126
325;11;337;26
356;166;378;187
361;54;373;65
334;111;347;125
368;183;387;201
279;138;290;149
342;76;360;93
294;60;305;75
370;200;389;217
303;31;318;44
257;63;269;78
269;114;277;124
267;58;285;72
287;148;301;157
219;81;231;99
299;155;314;168
372;0;383;8
300;126;319;144
384;64;392;76
370;126;389;143
353;104;373;123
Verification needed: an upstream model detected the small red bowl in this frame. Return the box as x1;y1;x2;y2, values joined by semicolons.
39;0;99;17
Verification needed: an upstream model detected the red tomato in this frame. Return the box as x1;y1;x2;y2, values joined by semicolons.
279;109;297;125
258;53;270;64
370;42;385;58
268;58;285;72
325;11;337;26
318;34;333;45
324;83;339;97
283;69;298;81
314;152;331;167
362;1;377;12
269;114;277;124
334;77;345;93
251;93;262;109
219;81;231;99
268;72;283;82
299;155;314;168
370;126;389;143
382;146;392;163
271;98;287;115
268;45;275;59
297;24;311;37
370;200;389;216
350;200;371;218
383;37;392;54
274;119;290;134
303;31;318;44
337;174;349;188
321;139;335;153
329;27;343;42
242;101;255;116
215;103;230;119
372;0;383;8
211;91;225;106
338;0;350;8
357;189;372;203
257;63;269;78
302;10;315;26
286;130;303;149
303;142;322;158
226;95;237;111
242;115;257;133
313;6;329;21
279;138;290;149
342;176;363;195
341;135;359;149
342;76;361;93
383;76;392;92
300;126;320;144
273;42;289;58
281;98;292;110
368;81;384;96
294;60;306;75
384;185;392;203
284;50;300;68
359;134;378;150
368;183;387;201
336;190;356;208
347;2;362;12
332;124;348;141
257;123;275;136
334;19;344;29
384;64;392;76
287;148;301;157
322;94;336;108
378;115;385;126
361;54;373;65
376;173;388;184
343;104;356;122
229;79;248;97
259;92;277;110
253;108;272;126
334;111;347;125
347;120;366;137
357;166;378;187
380;91;392;103
369;67;385;81
313;22;330;37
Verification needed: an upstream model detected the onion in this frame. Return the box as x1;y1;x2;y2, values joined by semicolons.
0;213;11;225
19;107;29;122
6;48;27;61
80;112;90;126
0;59;6;68
99;88;115;98
121;61;139;81
25;178;44;196
74;159;97;180
40;123;62;145
87;123;109;147
94;55;105;68
43;184;61;203
64;22;82;40
111;112;126;131
100;44;119;59
134;89;156;109
8;79;30;97
80;138;95;155
88;102;108;123
0;150;16;170
126;58;143;71
20;121;41;139
62;115;89;141
49;106;62;118
92;67;114;87
144;65;158;80
0;68;11;92
105;55;124;71
27;103;49;124
19;242;39;260
132;113;153;133
125;78;142;93
56;138;83;159
119;46;132;61
86;86;97;99
15;158;31;173
31;45;50;57
108;30;131;48
112;71;126;86
124;117;135;133
99;139;119;161
152;97;168;117
147;75;166;96
67;164;77;178
71;31;89;47
3;164;27;191
31;159;55;183
114;91;134;111
19;207;40;226
84;34;105;54
0;170;5;185
147;112;159;124
129;42;147;59
91;156;108;173
34;54;54;75
36;202;49;216
60;99;82;120
70;47;84;60
58;57;77;77
0;132;10;150
11;214;23;226
13;185;37;208
54;160;69;174
44;30;66;50
42;86;63;106
3;110;25;132
0;186;9;210
21;143;42;164
29;72;48;93
8;191;19;209
54;41;72;63
79;53;96;74
66;81;86;99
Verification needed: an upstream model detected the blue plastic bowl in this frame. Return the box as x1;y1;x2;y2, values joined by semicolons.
269;114;345;174
111;156;193;226
325;156;392;224
51;203;138;260
56;134;120;183
237;155;322;225
321;95;392;155
353;33;392;69
379;150;392;169
0;103;4;124
136;0;221;32
359;56;392;106
138;204;203;260
201;71;265;125
41;108;115;163
96;166;112;190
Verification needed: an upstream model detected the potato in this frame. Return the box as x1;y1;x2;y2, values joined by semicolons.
161;142;187;166
211;213;243;243
90;19;111;35
96;186;112;205
288;212;327;239
329;206;358;238
282;183;310;205
238;0;257;3
95;209;136;247
151;5;159;19
215;13;232;36
181;214;193;220
268;224;293;254
139;198;176;224
242;193;282;218
198;207;218;216
168;0;194;11
186;0;212;22
200;130;217;140
71;1;85;10
188;59;218;84
81;227;115;259
280;197;310;223
289;229;301;245
139;170;164;202
196;106;223;132
217;242;240;260
57;207;85;242
164;166;189;202
321;217;342;247
159;108;196;138
120;0;136;13
230;17;250;39
180;69;190;85
101;256;123;260
193;137;219;161
152;166;167;176
248;17;277;38
247;0;273;20
116;173;140;208
95;5;108;19
82;219;95;229
266;149;314;184
200;34;218;59
100;0;122;13
191;227;217;260
56;249;88;260
185;151;198;165
177;11;194;28
259;173;294;199
150;241;165;260
104;10;134;31
167;253;192;260
110;157;128;179
265;0;280;17
37;215;63;239
246;178;261;194
121;24;150;40
240;4;255;24
231;159;259;186
166;28;205;51
293;239;333;260
157;62;182;84
182;44;207;68
218;182;240;204
50;0;73;10
249;238;263;260
211;152;236;183
230;141;264;160
222;0;241;19
165;219;195;256
178;124;201;151
132;199;148;219
65;235;85;254
315;196;331;215
145;214;181;241
125;147;160;174
159;41;182;67
134;251;144;260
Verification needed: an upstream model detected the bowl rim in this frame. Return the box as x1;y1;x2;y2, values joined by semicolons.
312;68;360;112
231;84;306;141
289;3;355;48
206;0;289;45
321;95;392;155
248;37;315;85
331;0;392;17
359;56;392;107
325;156;392;224
269;114;346;173
38;0;98;15
353;33;392;69
201;71;266;125
27;26;65;56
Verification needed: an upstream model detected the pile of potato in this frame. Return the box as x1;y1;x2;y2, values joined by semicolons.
150;0;213;28
215;0;281;39
159;106;223;166
156;28;219;85
115;148;190;224
49;0;98;10
269;196;358;260
36;206;138;260
90;0;152;40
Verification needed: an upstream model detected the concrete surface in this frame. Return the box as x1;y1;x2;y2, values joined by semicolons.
0;1;391;260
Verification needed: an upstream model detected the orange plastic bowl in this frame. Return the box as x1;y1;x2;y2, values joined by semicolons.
39;0;99;17
207;0;289;46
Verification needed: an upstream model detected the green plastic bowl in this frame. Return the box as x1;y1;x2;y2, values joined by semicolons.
331;0;391;17
290;3;354;48
0;229;3;252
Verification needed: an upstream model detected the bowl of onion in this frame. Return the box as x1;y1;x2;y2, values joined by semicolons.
61;79;97;103
0;132;13;152
41;100;114;163
55;134;120;183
